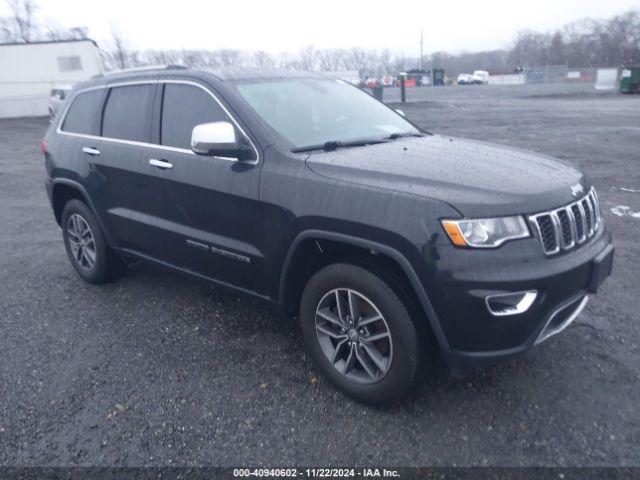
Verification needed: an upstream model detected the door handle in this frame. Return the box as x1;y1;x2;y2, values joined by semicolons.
82;146;101;156
149;158;173;170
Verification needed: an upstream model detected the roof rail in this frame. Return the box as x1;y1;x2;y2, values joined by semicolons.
96;64;188;78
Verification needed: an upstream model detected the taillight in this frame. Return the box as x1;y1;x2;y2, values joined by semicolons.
40;139;47;155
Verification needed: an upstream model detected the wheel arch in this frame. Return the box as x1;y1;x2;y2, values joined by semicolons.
51;179;92;225
50;178;116;247
278;230;449;351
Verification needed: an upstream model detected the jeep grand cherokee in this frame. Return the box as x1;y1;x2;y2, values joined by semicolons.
42;66;614;404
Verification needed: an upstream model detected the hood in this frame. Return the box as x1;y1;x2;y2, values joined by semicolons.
305;134;586;217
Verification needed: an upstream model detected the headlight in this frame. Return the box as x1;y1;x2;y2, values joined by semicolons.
441;216;530;248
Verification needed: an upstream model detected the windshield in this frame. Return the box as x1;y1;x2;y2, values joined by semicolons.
234;78;419;149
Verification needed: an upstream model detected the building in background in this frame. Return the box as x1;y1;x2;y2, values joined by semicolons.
0;39;103;119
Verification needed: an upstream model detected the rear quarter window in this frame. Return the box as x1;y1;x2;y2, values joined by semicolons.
61;90;103;135
102;84;155;143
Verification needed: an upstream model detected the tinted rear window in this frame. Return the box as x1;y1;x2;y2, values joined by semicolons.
61;90;103;135
161;84;230;149
102;84;154;142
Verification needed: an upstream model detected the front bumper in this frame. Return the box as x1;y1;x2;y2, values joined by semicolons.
423;226;613;372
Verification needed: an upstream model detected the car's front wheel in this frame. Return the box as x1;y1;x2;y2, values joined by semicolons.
300;263;427;404
61;199;125;284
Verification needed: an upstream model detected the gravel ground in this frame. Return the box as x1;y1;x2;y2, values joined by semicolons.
1;84;639;467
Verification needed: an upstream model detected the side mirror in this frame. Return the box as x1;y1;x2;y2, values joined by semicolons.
395;109;406;117
191;121;254;161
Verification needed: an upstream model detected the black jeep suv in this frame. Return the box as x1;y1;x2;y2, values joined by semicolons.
43;66;614;404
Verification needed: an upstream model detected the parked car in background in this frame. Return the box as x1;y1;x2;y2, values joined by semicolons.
456;73;475;85
472;70;490;84
364;77;378;89
48;86;72;119
380;75;394;87
43;67;613;405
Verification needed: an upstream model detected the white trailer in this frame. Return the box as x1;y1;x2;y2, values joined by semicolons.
0;39;103;119
594;68;618;91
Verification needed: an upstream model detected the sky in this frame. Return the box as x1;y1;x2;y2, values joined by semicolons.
3;0;640;54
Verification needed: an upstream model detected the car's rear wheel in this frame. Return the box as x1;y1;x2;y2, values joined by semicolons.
61;199;125;284
300;263;426;404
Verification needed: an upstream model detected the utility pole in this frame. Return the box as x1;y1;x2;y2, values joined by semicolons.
420;29;424;71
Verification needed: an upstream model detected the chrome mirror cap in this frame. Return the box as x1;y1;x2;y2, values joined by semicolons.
191;121;237;155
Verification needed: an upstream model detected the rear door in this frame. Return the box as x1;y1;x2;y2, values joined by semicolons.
85;81;165;258
143;81;264;293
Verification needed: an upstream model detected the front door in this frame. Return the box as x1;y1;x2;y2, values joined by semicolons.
144;81;264;294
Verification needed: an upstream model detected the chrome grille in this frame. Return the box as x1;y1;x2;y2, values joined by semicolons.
529;188;600;255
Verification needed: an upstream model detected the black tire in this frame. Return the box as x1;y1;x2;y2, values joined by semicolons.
61;199;125;284
300;263;427;405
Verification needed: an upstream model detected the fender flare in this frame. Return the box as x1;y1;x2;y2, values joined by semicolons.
278;229;449;350
49;178;117;248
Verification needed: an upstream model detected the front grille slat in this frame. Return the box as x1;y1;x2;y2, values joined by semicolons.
591;190;601;227
571;203;585;242
530;188;600;256
536;214;558;253
582;198;593;234
556;208;574;248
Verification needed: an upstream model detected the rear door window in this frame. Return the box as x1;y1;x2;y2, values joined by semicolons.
161;83;230;150
102;84;155;142
61;90;103;135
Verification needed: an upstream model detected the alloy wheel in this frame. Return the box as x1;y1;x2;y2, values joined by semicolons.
66;213;96;271
315;288;393;383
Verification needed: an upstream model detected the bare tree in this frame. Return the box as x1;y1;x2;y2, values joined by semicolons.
0;16;17;42
44;24;88;41
298;45;318;71
143;49;184;66
216;48;243;67
7;4;629;76
5;0;38;42
317;49;344;71
0;0;89;43
378;49;394;74
107;24;129;69
253;50;275;69
506;9;640;69
342;48;373;76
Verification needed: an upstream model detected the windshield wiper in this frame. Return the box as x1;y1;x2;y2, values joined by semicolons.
291;137;390;153
386;132;426;140
291;132;427;153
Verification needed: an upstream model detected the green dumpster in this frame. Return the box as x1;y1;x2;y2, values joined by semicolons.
620;66;640;93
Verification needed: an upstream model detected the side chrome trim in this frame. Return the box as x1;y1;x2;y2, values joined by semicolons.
535;295;588;345
119;247;271;303
55;79;260;165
